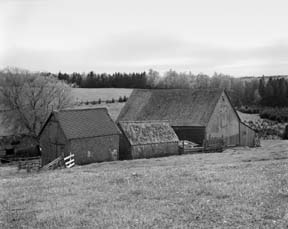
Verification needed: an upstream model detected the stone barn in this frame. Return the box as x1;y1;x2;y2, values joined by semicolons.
118;121;179;160
39;108;120;166
117;89;255;147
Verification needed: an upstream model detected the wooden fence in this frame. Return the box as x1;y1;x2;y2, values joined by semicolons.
64;153;75;168
42;156;64;170
179;138;225;154
203;138;224;152
17;157;41;172
179;146;203;154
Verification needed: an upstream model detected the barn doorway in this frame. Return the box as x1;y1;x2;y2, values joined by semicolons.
5;148;15;156
172;126;206;145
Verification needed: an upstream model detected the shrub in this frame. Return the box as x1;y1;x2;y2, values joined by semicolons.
238;106;260;114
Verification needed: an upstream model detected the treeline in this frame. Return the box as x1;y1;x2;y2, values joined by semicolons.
56;71;147;88
48;69;287;107
32;69;288;108
259;77;288;106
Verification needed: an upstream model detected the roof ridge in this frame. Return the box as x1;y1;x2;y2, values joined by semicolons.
57;107;107;113
133;88;224;92
119;120;170;123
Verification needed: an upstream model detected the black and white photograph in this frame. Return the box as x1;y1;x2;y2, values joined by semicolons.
1;0;288;228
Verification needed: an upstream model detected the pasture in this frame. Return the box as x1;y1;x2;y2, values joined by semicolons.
71;88;132;103
1;140;288;228
71;88;131;120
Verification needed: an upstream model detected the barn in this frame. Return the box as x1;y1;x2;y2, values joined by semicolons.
118;121;179;159
39;108;120;166
117;89;255;147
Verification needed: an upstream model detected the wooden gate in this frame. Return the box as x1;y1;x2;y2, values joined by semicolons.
64;153;75;168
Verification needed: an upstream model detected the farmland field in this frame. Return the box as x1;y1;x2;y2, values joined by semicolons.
71;88;133;102
78;103;126;121
1;140;288;228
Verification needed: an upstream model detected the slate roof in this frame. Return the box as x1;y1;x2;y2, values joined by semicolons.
48;108;120;140
118;121;179;146
117;89;224;126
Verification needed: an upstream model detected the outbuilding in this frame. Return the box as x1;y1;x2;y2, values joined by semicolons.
117;89;256;147
39;108;120;166
118;121;179;159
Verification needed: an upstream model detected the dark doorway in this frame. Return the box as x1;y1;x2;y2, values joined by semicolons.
5;148;15;156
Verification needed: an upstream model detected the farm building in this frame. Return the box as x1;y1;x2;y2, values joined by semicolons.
39;108;120;166
118;121;179;160
117;89;256;147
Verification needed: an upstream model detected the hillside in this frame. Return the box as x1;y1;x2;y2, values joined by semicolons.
1;140;288;228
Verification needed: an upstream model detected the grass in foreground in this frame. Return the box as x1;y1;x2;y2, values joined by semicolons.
1;140;288;228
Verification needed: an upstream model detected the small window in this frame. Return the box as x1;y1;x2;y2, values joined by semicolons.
87;151;91;158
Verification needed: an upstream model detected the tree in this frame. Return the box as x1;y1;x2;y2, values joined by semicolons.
265;78;274;98
0;67;72;140
258;76;265;99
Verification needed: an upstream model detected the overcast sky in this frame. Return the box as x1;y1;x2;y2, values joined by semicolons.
1;0;288;76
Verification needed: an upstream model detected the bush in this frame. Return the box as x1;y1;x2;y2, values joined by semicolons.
123;96;128;102
238;106;260;114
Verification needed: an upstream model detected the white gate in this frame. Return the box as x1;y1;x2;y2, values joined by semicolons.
64;153;75;168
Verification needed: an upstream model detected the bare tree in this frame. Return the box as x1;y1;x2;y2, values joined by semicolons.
0;67;73;140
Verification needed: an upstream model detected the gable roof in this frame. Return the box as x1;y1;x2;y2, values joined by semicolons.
41;108;120;140
117;89;224;126
118;121;179;146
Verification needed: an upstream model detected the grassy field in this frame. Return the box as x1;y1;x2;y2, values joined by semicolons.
1;140;288;228
78;103;125;121
71;88;133;103
70;88;132;120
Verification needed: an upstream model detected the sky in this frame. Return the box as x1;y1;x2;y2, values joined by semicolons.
1;0;288;77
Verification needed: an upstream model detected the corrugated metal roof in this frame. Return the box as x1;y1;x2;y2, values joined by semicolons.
54;108;120;140
119;121;179;146
117;89;223;126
